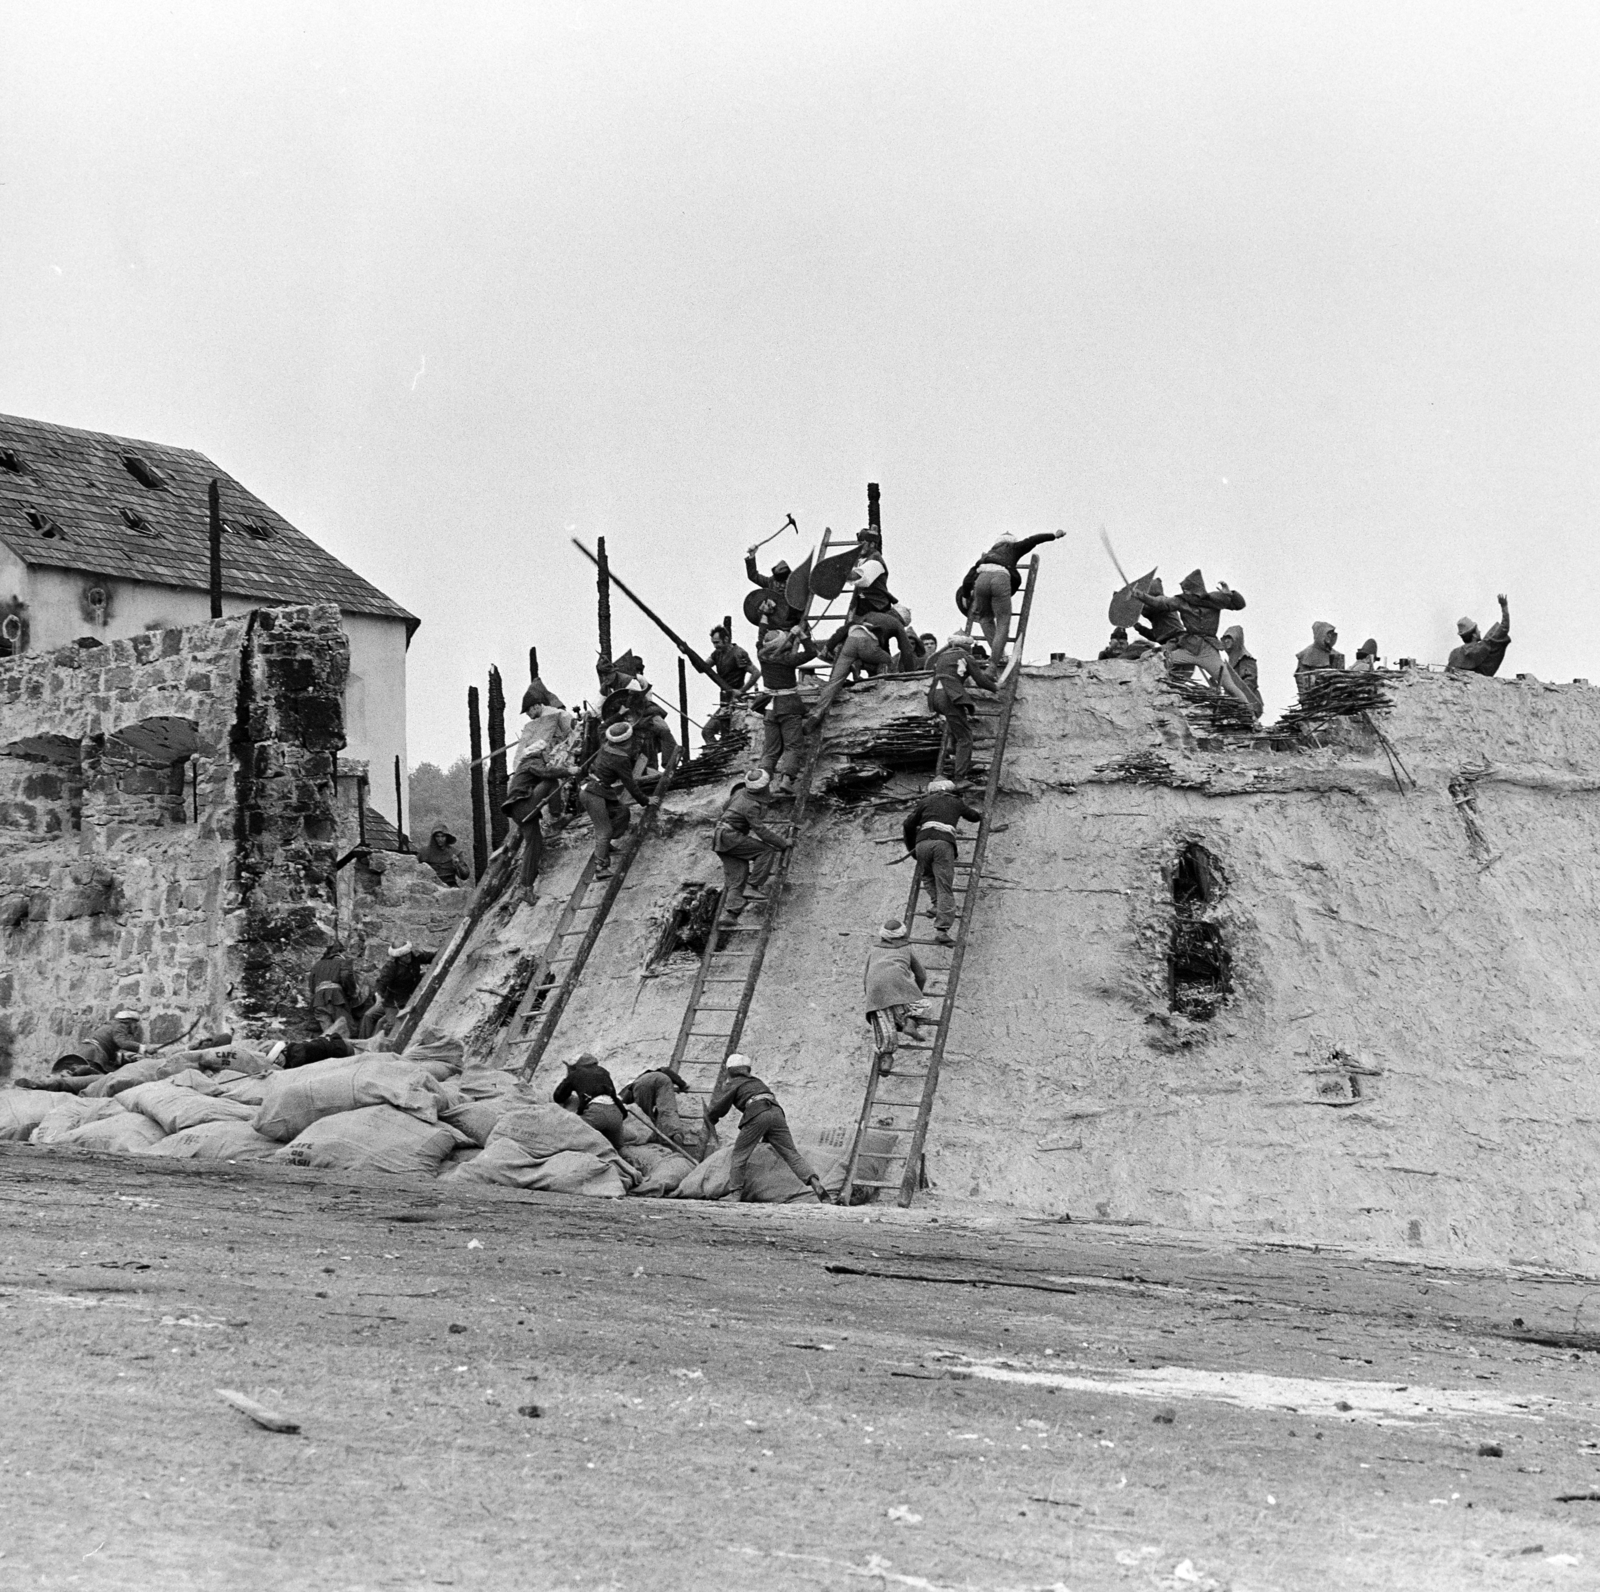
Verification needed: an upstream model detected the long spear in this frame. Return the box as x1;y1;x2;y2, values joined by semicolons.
570;538;717;679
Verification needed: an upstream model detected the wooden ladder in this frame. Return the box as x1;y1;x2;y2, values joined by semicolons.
839;555;1040;1205
502;746;682;1080
664;529;863;1124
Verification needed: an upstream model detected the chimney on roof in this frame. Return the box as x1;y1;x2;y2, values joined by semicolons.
207;479;223;619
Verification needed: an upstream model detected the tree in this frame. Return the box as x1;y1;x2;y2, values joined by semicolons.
408;757;473;850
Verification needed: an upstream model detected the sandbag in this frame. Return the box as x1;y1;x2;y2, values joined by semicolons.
82;1045;242;1097
214;1074;270;1106
119;1080;258;1135
620;1113;654;1146
672;1145;734;1201
34;1096;127;1145
443;1144;482;1169
254;1055;446;1143
632;1151;696;1198
488;1103;618;1160
454;1068;523;1101
59;1111;168;1154
163;1069;219;1095
441;1138;627;1197
443;1094;523;1148
621;1142;673;1175
146;1119;283;1161
0;1090;59;1142
672;1142;824;1203
402;1033;465;1077
488;1103;637;1186
83;1052;199;1097
274;1105;459;1176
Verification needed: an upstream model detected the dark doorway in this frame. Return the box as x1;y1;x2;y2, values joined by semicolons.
1169;841;1230;1020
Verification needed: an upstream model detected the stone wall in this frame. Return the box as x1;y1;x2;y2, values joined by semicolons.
0;605;355;1073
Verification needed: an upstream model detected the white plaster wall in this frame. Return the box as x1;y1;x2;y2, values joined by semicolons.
12;567;408;821
342;610;409;826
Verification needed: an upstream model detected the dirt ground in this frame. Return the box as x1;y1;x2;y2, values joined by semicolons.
2;1147;1598;1591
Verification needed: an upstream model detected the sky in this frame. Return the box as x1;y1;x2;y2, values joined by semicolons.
3;1;1599;765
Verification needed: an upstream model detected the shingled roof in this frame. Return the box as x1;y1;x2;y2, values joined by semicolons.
0;413;417;633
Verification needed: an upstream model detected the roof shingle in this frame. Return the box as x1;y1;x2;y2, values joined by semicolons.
0;413;416;632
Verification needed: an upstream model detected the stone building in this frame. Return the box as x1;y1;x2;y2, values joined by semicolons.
0;413;416;825
0;605;463;1075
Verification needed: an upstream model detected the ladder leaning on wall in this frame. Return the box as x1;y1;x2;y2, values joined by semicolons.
496;745;682;1079
839;554;1040;1206
663;527;866;1129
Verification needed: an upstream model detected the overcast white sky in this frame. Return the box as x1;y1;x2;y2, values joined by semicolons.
4;2;1598;763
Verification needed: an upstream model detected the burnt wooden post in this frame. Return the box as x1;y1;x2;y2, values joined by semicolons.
487;666;508;849
207;480;224;618
528;645;540;688
867;481;881;542
677;655;691;755
467;686;488;879
596;535;613;671
393;756;407;849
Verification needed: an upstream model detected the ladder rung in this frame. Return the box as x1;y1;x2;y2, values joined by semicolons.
694;1005;743;1013
687;1030;732;1040
847;1179;905;1189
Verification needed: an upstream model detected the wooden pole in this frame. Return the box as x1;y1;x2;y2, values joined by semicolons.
596;535;613;672
207;480;224;618
467;686;488;880
393;756;407;849
677;655;691;755
867;481;881;542
487;666;508;850
528;645;540;685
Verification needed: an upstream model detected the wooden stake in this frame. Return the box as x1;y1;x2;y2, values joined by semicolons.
216;1388;300;1434
596;535;613;670
207;480;224;619
393;756;406;850
867;481;881;541
487;666;508;849
677;655;691;755
467;686;488;880
528;645;540;685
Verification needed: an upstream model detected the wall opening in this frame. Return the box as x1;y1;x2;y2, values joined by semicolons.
1168;841;1230;1021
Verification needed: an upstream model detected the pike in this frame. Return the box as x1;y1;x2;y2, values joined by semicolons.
570;539;718;680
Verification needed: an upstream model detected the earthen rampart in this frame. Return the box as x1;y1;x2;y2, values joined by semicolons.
420;660;1600;1269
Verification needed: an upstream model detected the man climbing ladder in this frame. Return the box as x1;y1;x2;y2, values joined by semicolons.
841;556;1040;1205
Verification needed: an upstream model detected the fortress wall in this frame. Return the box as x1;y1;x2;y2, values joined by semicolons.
424;661;1600;1269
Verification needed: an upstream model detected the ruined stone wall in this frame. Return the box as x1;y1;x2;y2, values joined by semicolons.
327;759;468;974
415;661;1600;1271
0;606;349;1072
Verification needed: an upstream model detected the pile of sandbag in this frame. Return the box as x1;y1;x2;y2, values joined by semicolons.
0;1030;847;1207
